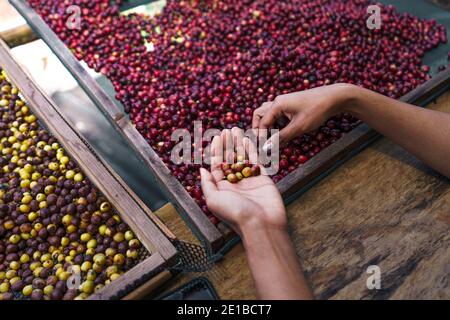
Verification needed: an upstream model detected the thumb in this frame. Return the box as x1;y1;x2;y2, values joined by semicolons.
200;168;218;200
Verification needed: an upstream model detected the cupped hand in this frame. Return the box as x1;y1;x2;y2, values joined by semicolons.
200;128;286;235
253;83;357;146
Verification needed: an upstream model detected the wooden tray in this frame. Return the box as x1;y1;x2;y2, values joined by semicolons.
10;0;450;254
0;38;178;300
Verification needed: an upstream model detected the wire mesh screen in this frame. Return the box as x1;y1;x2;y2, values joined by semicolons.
171;240;215;273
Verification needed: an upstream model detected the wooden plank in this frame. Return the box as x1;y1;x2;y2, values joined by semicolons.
0;39;177;261
89;253;168;300
122;269;172;300
10;0;224;253
10;0;450;254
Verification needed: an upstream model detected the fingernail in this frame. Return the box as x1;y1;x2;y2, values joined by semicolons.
263;140;272;152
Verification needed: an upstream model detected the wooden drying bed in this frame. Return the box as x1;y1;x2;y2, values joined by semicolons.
0;38;178;300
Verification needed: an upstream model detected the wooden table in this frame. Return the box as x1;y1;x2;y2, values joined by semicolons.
156;90;450;300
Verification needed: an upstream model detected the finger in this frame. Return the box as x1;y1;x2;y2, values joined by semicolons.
243;137;271;176
210;135;224;182
243;137;259;165
252;101;272;129
231;127;245;161
222;129;234;164
259;100;283;130
200;168;219;201
211;134;222;158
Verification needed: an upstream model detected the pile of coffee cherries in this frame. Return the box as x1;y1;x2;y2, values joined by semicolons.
27;0;447;223
221;154;261;184
0;69;145;300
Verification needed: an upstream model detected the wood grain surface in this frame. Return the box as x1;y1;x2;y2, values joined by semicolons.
158;91;450;300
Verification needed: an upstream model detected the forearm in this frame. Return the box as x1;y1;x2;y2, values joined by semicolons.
341;85;450;178
240;221;313;300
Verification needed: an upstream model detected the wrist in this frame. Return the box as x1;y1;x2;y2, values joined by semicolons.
334;83;371;117
330;83;364;115
239;220;291;254
238;214;288;240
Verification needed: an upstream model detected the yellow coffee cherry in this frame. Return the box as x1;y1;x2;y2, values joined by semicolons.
0;283;10;293
61;237;70;247
81;280;94;294
60;156;69;165
110;273;120;281
93;254;106;266
21;194;33;204
65;170;75;180
9;261;20;270
126;249;139;259
48;162;59;171
31;172;41;181
44;185;54;195
87;239;97;249
62;214;72;226
124;230;134;241
19;204;30;213
28;212;38;221
100;202;111;212
80;233;91;242
20;179;30;189
81;261;92;272
67;225;77;233
20;254;30;264
22;285;33;296
98;225;107;236
43;285;54;295
5;270;17;279
105;248;116;257
73;173;83;182
9;234;21;244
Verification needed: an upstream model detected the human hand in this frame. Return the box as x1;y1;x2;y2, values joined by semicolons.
200;128;287;236
253;83;357;146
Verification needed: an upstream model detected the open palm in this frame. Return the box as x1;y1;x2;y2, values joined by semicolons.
200;129;286;235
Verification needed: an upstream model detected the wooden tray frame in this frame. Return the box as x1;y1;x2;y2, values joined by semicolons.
10;0;450;254
0;39;178;300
